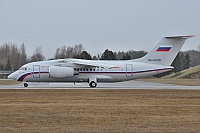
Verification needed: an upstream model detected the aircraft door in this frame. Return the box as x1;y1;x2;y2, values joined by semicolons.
33;65;40;78
126;64;133;77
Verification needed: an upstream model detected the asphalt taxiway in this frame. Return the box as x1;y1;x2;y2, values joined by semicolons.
0;80;199;89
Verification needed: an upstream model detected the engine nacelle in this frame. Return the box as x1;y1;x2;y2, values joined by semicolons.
49;66;75;78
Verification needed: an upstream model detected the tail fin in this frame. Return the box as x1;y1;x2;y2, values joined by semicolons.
134;35;195;66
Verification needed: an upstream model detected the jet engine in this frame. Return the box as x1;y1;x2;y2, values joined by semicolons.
49;66;78;78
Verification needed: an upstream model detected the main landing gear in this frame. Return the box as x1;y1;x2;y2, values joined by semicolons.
89;81;97;88
89;78;97;88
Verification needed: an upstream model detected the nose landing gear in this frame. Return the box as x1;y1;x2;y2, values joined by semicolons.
24;83;28;87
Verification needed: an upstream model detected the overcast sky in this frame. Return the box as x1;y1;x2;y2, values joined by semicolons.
0;0;200;58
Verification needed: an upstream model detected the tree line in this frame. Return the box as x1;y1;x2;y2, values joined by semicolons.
0;43;200;74
0;43;44;71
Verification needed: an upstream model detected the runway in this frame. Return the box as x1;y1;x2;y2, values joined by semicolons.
0;81;200;132
1;80;200;89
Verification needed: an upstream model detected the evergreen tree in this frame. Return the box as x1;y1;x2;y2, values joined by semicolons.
128;50;147;59
179;52;184;70
92;56;98;60
121;53;131;60
171;52;183;75
186;50;200;67
77;51;92;60
183;53;190;69
101;49;116;60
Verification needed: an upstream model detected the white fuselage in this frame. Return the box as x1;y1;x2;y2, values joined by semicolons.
8;59;173;83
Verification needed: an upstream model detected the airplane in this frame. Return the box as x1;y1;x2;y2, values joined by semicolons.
8;35;195;87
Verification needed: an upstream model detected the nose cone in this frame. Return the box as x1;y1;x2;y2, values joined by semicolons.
8;73;15;80
8;71;19;80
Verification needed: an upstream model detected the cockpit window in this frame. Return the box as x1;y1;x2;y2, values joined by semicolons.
19;67;27;71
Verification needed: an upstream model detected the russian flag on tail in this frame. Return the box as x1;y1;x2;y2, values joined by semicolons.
156;46;171;52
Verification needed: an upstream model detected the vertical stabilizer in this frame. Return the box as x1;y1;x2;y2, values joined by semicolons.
133;35;195;66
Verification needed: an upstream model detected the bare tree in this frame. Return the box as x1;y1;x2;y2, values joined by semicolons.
0;43;10;68
66;46;74;58
55;47;61;59
74;44;84;56
30;47;45;62
197;43;200;51
61;46;67;58
20;43;27;66
10;44;21;70
54;44;84;59
0;43;26;70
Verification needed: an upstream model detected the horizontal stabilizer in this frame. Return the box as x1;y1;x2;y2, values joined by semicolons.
164;35;195;39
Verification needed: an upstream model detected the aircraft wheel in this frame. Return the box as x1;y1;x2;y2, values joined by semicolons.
89;81;97;88
24;83;28;87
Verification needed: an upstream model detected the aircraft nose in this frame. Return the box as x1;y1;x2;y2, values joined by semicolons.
8;71;18;80
7;74;12;79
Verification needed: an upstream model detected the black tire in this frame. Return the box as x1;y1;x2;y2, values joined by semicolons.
24;83;28;87
89;81;97;88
